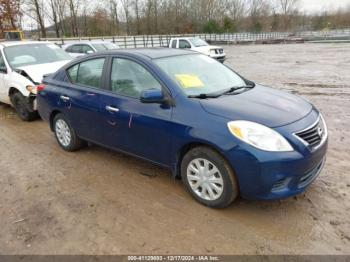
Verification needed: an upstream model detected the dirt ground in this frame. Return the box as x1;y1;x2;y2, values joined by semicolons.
0;43;349;255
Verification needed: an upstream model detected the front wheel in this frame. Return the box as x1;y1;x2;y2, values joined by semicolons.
11;92;38;121
53;113;85;152
181;147;238;208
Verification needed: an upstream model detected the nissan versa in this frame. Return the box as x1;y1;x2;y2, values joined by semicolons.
37;49;328;208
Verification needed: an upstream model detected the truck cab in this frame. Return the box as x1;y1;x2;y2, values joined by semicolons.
169;37;226;63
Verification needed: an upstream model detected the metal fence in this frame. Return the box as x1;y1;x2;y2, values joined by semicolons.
38;28;350;48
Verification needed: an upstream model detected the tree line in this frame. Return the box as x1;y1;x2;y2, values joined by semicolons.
1;0;350;38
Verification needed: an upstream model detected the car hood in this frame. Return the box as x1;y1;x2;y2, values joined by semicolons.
199;85;313;128
16;60;71;84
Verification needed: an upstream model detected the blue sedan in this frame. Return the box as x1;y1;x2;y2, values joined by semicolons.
37;48;328;208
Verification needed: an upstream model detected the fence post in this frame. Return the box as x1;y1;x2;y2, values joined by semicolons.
124;37;127;48
151;36;154;47
133;36;136;48
143;35;146;47
112;36;115;43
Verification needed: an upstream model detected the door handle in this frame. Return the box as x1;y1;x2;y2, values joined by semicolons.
106;106;120;113
60;95;70;101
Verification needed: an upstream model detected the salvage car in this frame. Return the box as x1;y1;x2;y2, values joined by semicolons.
63;41;120;58
37;49;328;208
0;41;71;121
169;37;225;62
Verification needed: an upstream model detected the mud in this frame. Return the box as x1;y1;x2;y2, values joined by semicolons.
0;43;349;255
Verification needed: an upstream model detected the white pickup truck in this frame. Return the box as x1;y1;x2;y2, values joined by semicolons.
0;41;71;121
169;37;226;63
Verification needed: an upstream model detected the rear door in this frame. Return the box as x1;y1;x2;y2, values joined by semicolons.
61;57;107;142
99;56;173;165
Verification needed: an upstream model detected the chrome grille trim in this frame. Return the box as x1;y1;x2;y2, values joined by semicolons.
293;114;328;151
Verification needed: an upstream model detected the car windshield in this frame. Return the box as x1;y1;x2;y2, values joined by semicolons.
104;43;119;50
190;38;209;47
92;43;118;51
4;43;71;68
154;54;246;97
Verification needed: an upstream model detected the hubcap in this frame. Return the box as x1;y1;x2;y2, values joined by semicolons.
55;119;72;147
186;158;224;201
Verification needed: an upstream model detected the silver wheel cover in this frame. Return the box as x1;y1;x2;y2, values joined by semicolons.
186;158;224;201
55;119;72;147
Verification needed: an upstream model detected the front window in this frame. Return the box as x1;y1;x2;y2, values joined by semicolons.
110;58;161;98
81;45;94;53
4;43;71;68
190;38;209;47
179;40;191;49
154;54;246;97
0;53;6;70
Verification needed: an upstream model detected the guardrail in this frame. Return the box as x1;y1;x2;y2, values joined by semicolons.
37;29;350;48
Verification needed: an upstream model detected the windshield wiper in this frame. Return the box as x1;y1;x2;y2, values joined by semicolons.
221;85;255;95
188;84;255;99
188;93;221;99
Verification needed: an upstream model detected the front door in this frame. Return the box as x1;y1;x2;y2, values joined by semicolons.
0;52;8;103
100;57;173;165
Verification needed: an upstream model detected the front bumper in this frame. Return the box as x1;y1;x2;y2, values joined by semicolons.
28;94;37;111
224;112;328;200
210;55;226;63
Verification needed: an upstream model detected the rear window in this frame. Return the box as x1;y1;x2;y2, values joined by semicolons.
67;58;105;89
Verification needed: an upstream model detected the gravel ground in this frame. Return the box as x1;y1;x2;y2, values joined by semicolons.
0;43;349;255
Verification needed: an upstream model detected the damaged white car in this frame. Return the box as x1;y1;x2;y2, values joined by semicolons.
0;41;71;121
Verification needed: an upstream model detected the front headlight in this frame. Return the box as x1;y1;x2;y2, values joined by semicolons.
209;49;216;56
26;85;37;95
227;121;294;152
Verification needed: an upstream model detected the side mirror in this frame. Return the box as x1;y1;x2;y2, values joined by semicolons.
140;89;165;104
0;67;7;74
86;50;94;54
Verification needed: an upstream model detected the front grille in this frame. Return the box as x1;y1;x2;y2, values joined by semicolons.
215;49;224;54
295;116;326;148
298;159;324;188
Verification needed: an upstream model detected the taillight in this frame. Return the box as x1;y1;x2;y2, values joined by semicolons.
36;84;46;93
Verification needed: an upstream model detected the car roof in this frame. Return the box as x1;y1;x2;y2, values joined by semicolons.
0;41;51;48
64;41;117;46
95;48;196;60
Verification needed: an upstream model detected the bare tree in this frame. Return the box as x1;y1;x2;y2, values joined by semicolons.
109;0;119;35
68;0;79;36
121;0;131;34
47;0;61;37
26;0;46;37
134;0;141;34
276;0;299;29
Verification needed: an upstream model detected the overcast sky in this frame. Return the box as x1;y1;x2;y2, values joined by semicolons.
300;0;350;13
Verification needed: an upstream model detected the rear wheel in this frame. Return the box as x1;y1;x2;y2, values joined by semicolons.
53;113;85;151
11;92;38;121
181;146;238;208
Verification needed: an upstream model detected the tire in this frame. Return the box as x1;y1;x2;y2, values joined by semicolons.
181;146;238;208
11;92;38;121
53;113;85;152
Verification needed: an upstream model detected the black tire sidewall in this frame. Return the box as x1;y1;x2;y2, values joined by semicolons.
181;147;238;208
11;93;31;121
